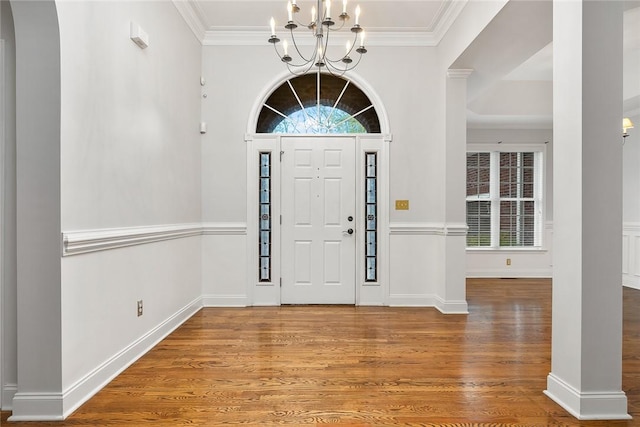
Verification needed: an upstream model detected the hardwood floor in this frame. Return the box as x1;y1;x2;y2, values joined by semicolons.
2;278;639;426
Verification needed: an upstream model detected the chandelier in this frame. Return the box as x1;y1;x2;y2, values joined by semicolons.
268;0;367;75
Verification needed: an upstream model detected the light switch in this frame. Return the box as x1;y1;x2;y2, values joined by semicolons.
395;200;409;210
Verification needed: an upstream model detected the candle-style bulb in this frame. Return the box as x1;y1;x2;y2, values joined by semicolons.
287;1;293;22
326;0;331;18
360;30;365;46
283;39;289;55
343;0;347;13
311;6;316;22
270;17;276;36
346;40;351;55
355;5;361;25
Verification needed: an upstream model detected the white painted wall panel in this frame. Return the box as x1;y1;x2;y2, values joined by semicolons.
61;236;202;399
57;1;202;230
202;231;248;306
388;231;441;306
624;224;640;289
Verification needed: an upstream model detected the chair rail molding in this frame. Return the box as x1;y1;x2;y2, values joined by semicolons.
62;223;203;256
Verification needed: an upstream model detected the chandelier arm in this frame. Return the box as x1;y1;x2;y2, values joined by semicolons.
322;33;360;66
324;52;363;77
285;59;318;77
339;53;364;72
322;61;347;78
326;19;346;32
272;41;284;61
289;28;314;63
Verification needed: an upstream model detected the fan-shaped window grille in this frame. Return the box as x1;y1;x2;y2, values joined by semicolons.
257;73;381;134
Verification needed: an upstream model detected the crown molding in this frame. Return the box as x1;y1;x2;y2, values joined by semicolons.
432;0;468;42
447;68;474;79
175;0;468;47
203;29;440;47
172;0;208;44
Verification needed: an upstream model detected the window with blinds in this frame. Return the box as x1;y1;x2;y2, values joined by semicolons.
466;151;542;248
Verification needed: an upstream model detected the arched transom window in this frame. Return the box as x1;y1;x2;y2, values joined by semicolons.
257;72;381;134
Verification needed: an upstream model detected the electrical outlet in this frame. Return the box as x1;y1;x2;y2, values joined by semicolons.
137;300;143;317
506;258;511;266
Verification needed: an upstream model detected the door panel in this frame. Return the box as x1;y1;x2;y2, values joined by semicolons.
281;137;356;304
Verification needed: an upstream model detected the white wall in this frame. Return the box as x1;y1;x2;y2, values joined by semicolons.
466;128;553;278
7;0;204;419
56;0;203;417
623;113;640;289
200;43;459;305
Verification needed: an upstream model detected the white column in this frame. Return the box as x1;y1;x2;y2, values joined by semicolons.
437;69;473;314
9;0;63;420
545;0;629;420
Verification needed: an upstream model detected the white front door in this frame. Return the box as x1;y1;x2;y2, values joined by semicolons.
281;137;356;304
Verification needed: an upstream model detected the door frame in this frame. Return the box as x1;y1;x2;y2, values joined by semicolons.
246;133;391;306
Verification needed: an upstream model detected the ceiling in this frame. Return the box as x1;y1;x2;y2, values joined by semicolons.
180;0;640;129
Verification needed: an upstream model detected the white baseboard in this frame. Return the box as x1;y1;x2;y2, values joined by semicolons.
10;297;202;421
623;274;640;290
467;268;552;278
545;373;631;420
387;294;436;307
9;392;64;421
202;294;249;307
1;383;17;411
434;296;469;314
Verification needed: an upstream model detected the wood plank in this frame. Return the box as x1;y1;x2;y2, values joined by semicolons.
2;279;638;426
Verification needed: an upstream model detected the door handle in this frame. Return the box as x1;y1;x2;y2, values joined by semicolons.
343;228;354;235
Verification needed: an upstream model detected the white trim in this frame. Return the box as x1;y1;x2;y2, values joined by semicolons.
389;222;467;236
545;373;631;420
444;223;468;236
177;0;467;47
202;222;247;236
8;393;63;421
246;70;391;135
434;296;469;314
623;222;640;290
171;0;207;43
62;223;203;256
623;222;640;233
432;0;468;43
202;295;250;307
466;269;552;278
1;383;16;410
203;30;442;47
0;38;5;412
62;223;248;256
387;294;436;307
447;68;473;79
9;297;202;421
389;223;444;235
